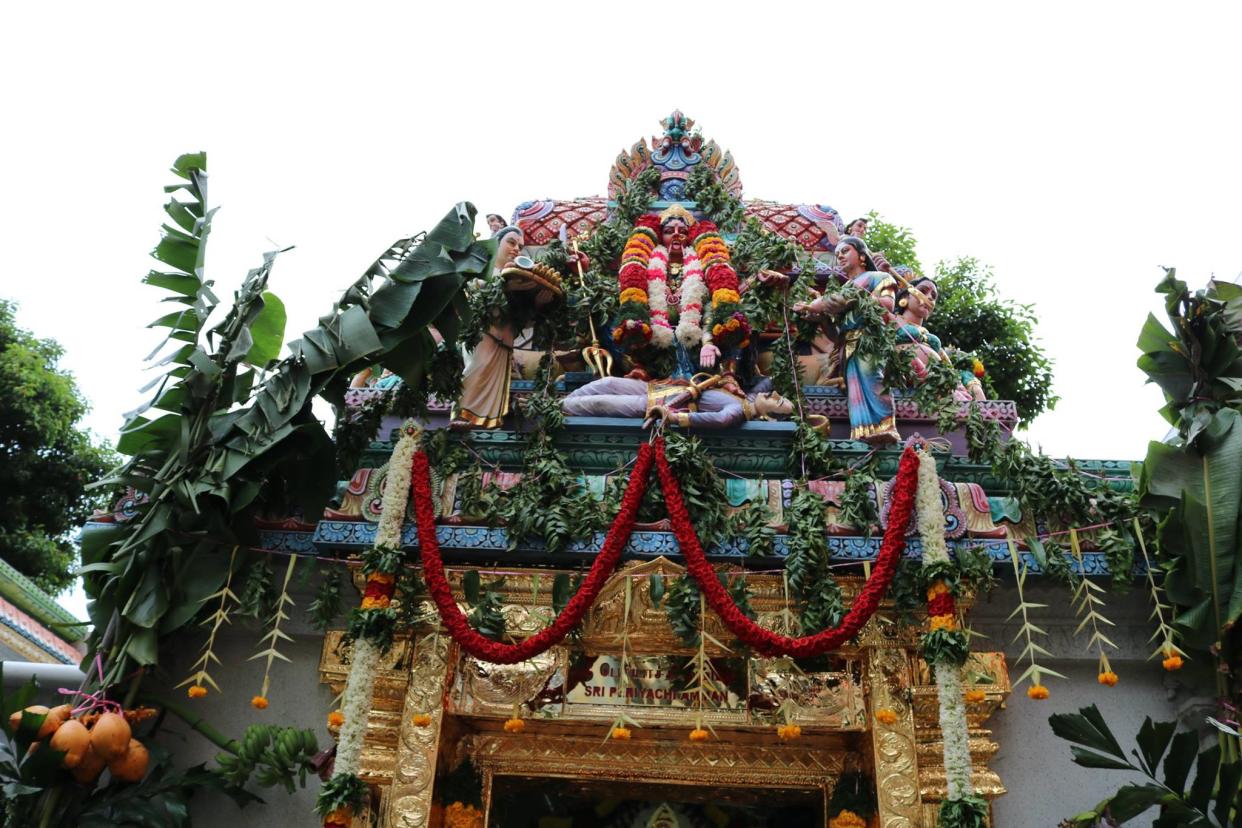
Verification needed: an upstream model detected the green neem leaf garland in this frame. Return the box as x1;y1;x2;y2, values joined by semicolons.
785;484;845;634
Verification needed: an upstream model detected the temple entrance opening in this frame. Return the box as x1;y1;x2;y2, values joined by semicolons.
488;775;823;827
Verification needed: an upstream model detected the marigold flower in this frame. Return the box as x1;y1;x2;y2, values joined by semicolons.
445;802;484;828
927;581;950;599
1163;654;1184;671
688;728;710;742
972;358;986;378
875;708;898;725
777;724;802;741
411;713;432;727
328;710;345;728
251;695;269;710
1098;671;1119;687
619;288;649;305
711;288;741;306
610;726;632;740
187;686;207;699
324;807;353;828
1027;684;1050;700
366;572;396;586
828;811;868;828
503;717;525;733
360;595;391;610
964;689;986;703
928;614;957;632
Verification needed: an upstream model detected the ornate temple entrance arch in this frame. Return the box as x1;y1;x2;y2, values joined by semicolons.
318;560;1007;826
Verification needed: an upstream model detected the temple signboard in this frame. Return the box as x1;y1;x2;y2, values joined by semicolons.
564;653;746;709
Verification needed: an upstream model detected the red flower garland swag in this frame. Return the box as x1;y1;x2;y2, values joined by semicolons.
656;439;921;658
411;438;920;663
410;442;654;664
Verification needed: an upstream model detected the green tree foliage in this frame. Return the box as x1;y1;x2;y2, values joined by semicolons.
0;300;115;594
932;257;1057;425
862;211;922;273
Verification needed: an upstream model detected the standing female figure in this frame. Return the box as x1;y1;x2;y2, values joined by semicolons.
453;226;528;429
795;236;901;444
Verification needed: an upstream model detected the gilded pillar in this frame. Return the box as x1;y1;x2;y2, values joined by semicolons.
868;646;923;828
383;632;451;828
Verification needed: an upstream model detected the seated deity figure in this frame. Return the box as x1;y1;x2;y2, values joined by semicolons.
893;272;985;402
562;375;794;430
453;226;562;429
794;236;901;445
612;205;750;382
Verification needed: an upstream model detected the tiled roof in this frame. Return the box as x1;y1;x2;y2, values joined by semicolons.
0;558;84;642
0;595;82;665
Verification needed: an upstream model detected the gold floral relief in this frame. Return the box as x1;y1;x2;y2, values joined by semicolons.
450;648;564;717
383;633;450;828
868;647;922;828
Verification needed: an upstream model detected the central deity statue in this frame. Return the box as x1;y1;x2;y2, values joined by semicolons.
612;204;749;381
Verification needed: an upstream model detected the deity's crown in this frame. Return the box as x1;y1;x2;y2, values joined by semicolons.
657;203;696;227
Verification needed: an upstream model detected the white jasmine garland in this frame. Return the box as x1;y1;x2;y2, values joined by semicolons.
935;661;973;800
917;446;976;804
676;249;708;347
334;636;380;776
374;426;418;548
646;249;674;348
916;448;950;565
331;424;419;780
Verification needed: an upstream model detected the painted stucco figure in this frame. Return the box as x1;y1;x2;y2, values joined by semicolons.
562;375;793;430
795;236;900;445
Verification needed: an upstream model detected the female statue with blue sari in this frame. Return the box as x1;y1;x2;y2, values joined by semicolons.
795;236;901;445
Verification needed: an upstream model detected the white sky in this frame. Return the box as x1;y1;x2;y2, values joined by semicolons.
2;3;1240;615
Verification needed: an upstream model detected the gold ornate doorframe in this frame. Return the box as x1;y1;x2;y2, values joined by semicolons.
318;559;1009;827
470;730;845;827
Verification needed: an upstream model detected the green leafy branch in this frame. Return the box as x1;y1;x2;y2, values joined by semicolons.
248;555;297;701
462;570;506;641
1067;528;1119;678
86;152;494;687
176;547;240;695
1005;531;1065;692
1051;704;1241;826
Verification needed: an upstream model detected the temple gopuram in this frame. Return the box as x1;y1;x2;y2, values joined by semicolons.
56;114;1205;828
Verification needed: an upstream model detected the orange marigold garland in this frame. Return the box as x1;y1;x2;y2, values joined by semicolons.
688;221;750;349
614;216;660;350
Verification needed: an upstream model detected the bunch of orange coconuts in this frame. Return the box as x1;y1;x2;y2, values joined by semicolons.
10;704;150;785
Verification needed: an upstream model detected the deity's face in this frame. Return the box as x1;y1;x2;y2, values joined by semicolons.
661;219;688;256
835;242;864;275
755;391;795;418
497;231;524;269
907;280;938;319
